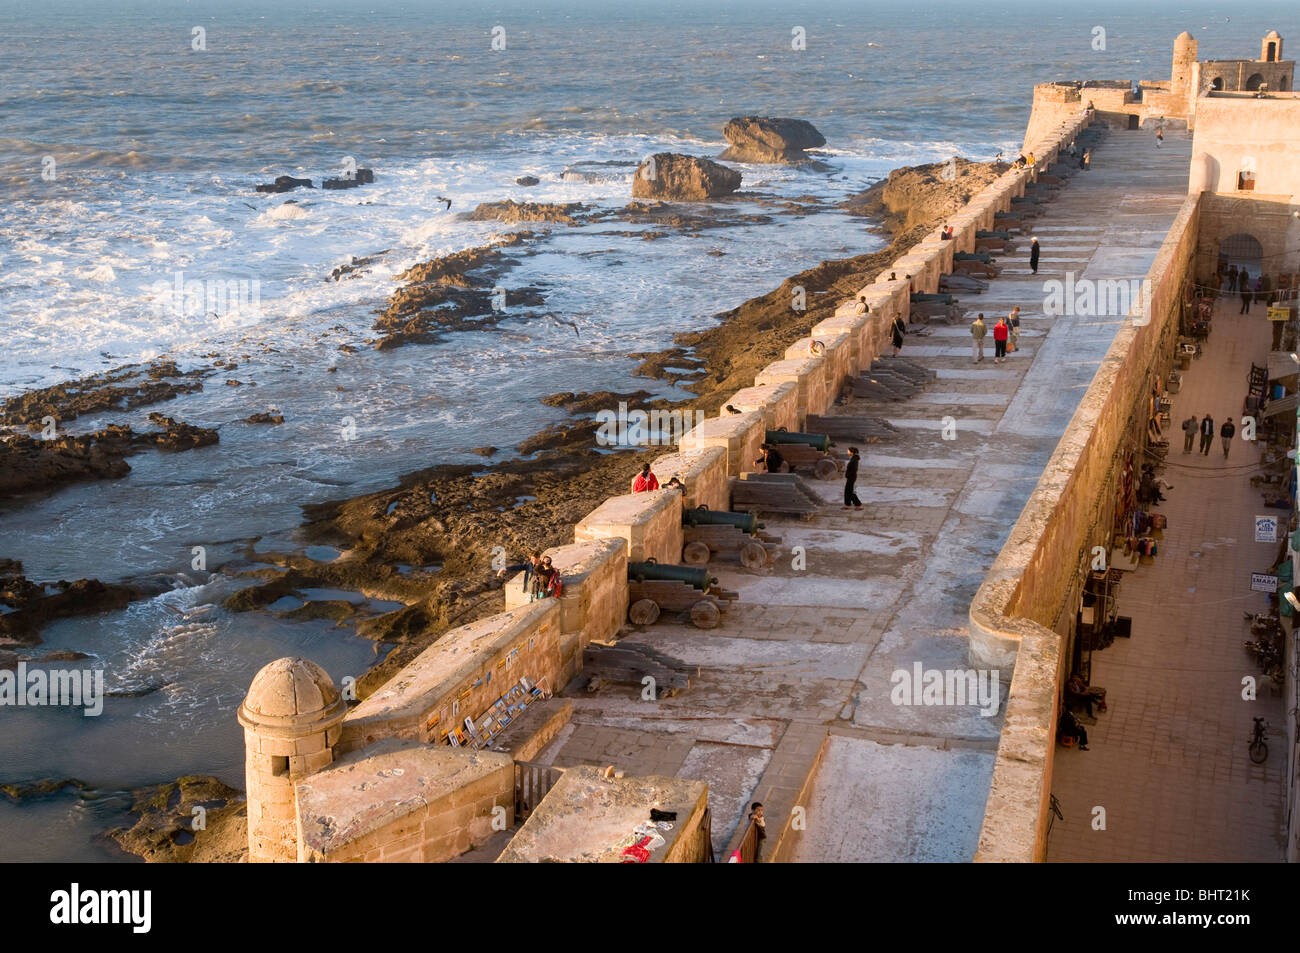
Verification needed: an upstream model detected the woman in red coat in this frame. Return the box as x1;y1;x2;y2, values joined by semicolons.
992;317;1009;364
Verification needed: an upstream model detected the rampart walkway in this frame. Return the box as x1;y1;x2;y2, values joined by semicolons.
528;128;1194;861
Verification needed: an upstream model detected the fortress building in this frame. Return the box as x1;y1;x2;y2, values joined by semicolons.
235;31;1299;863
1024;29;1294;147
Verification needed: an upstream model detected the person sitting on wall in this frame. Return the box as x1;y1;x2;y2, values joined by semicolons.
632;462;659;492
855;295;870;315
940;224;954;241
1014;154;1027;168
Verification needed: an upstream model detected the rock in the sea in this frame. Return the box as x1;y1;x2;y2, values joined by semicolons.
255;175;314;194
244;411;284;425
145;413;219;452
631;153;741;202
515;175;540;186
718;117;827;165
322;168;375;190
468;199;586;225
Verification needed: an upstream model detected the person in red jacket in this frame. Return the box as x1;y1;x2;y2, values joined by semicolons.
632;463;659;492
992;317;1009;363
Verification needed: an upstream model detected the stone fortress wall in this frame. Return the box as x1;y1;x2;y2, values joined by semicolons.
237;106;1100;863
977;30;1300;862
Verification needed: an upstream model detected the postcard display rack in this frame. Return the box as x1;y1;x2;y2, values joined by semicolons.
432;671;553;750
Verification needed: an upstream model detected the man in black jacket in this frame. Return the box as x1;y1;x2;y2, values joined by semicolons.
1199;414;1215;455
1220;417;1236;459
842;447;862;510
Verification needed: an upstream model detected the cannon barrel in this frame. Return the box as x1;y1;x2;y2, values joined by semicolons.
628;560;716;591
764;429;831;451
975;229;1012;239
1010;196;1041;204
683;505;762;533
910;292;958;305
953;252;994;263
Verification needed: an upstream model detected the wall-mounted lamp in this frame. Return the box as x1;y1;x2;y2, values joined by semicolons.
1285;590;1300;612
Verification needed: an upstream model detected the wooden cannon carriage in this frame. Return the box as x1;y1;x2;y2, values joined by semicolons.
953;252;1000;278
681;505;780;569
763;428;840;480
626;559;737;629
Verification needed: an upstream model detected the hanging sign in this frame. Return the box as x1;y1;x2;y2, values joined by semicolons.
1255;515;1279;543
1251;572;1279;592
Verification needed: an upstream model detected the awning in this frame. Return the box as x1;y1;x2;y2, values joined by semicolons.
1268;352;1300;380
1262;392;1300;418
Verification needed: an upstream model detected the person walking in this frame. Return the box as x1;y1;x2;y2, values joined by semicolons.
1081;149;1091;170
992;316;1009;363
1240;277;1253;314
632;463;659;492
1029;237;1041;275
1008;306;1021;353
970;313;987;363
1227;264;1238;292
891;314;906;357
1255;275;1266;307
842;447;862;511
1220;416;1235;458
1155;127;1164;148
1199;414;1215;456
1181;414;1198;453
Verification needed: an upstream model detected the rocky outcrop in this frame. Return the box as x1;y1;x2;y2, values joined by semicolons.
0;559;143;647
322;168;375;190
255;175;313;193
631;153;741;201
467;200;586;225
515;175;540;186
718;117;826;164
107;775;247;863
841;156;1000;232
1;361;208;430
0;410;217;499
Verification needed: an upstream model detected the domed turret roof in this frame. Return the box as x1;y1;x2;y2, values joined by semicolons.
1175;30;1195;44
240;657;343;722
1264;30;1282;39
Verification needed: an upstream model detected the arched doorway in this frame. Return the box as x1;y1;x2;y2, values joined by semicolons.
1246;73;1266;90
1210;76;1224;91
1219;233;1264;284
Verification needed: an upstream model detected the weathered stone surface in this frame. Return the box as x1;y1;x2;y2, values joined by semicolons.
631;153;741;202
718;116;826;164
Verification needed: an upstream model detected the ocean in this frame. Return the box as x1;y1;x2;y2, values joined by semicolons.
0;0;1293;860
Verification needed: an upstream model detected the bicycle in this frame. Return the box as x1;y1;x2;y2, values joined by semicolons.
1248;717;1269;764
1048;793;1064;836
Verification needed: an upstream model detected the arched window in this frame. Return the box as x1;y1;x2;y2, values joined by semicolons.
1210;76;1224;91
1246;73;1266;91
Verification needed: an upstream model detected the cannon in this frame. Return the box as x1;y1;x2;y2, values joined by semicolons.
763;429;838;480
910;292;958;305
975;230;1013;239
682;504;762;533
764;429;831;451
953;252;995;263
1010;195;1041;205
628;559;714;590
625;559;735;629
681;505;779;569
